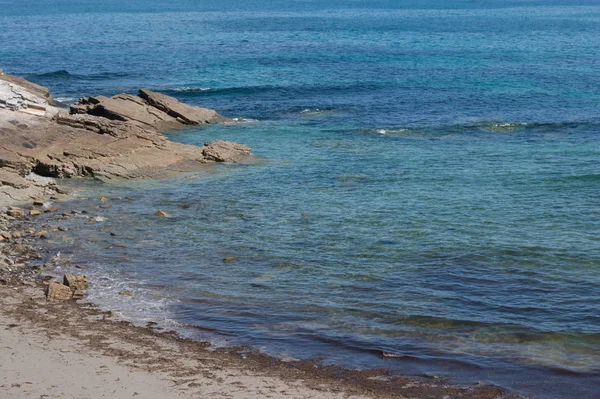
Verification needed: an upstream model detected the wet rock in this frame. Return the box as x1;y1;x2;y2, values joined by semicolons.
117;290;133;296
25;227;35;234
202;141;251;163
46;281;73;301
32;198;44;206
6;207;25;218
44;207;58;213
34;230;48;238
155;209;171;218
63;274;88;291
223;257;236;263
29;209;42;216
72;290;85;300
99;196;109;201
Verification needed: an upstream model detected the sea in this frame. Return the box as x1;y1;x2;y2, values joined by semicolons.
1;1;599;398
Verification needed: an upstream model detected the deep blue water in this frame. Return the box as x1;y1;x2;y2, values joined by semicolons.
2;1;600;398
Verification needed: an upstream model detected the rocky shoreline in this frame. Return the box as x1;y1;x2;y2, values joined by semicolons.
0;71;519;399
0;69;251;207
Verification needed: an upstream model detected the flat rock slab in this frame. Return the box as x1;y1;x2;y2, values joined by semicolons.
139;88;225;124
94;94;181;131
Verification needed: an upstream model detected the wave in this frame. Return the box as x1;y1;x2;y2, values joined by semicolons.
352;120;600;138
26;70;132;81
162;82;384;98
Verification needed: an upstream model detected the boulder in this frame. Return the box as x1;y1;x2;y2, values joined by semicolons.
63;274;88;291
46;281;73;301
202;141;251;163
138;89;226;124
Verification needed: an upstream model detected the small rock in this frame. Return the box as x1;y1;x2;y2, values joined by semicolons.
1;232;11;240
25;227;35;234
72;290;85;300
44;207;58;213
223;257;236;263
6;207;25;218
63;274;88;291
34;230;49;238
12;231;21;239
29;209;42;216
109;232;120;236
117;290;133;296
46;281;73;301
32;198;44;206
99;197;109;201
155;210;171;218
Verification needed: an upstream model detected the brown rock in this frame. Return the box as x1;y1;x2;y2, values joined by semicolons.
223;257;236;263
32;198;44;206
44;207;58;213
34;230;48;238
117;290;133;296
1;231;10;240
72;290;85;300
155;209;171;218
25;227;35;234
46;281;73;301
29;209;42;216
202;141;252;163
12;231;21;239
6;207;24;218
78;93;181;131
99;196;109;201
138;89;226;124
63;274;88;291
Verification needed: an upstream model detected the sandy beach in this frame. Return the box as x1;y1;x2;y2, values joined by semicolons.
0;277;376;399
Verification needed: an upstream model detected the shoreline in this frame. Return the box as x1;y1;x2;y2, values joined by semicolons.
1;71;517;398
0;211;513;399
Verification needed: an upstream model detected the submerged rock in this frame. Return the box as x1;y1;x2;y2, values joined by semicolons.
155;209;171;218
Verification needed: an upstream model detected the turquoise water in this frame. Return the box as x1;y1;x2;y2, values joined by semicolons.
2;1;600;397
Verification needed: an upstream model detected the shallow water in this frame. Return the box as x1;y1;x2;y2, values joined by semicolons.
2;1;600;398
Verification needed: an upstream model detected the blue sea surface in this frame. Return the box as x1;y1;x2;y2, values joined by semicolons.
1;1;599;398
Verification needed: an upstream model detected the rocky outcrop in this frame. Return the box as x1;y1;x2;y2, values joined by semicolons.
0;69;60;118
71;89;229;129
0;70;252;207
